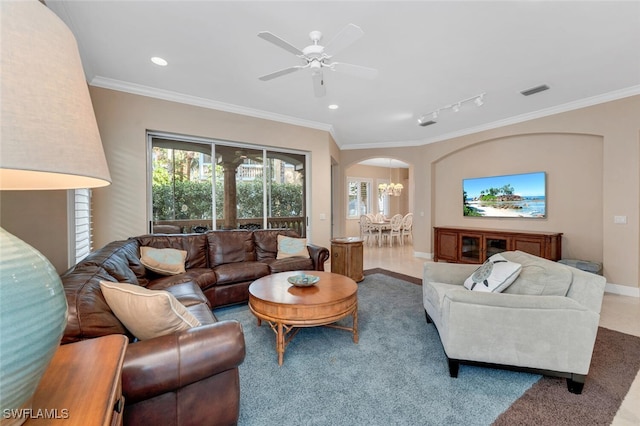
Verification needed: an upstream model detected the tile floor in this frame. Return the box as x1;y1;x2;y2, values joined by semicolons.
329;241;640;425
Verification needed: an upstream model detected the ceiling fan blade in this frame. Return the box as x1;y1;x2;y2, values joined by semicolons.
257;31;304;56
324;23;364;56
329;62;378;80
258;66;304;81
312;71;326;97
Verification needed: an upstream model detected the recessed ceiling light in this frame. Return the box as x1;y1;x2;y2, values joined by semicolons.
328;104;339;110
151;56;168;66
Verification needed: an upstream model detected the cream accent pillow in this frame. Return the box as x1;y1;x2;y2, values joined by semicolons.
276;235;309;259
100;281;200;340
140;246;187;275
464;253;522;293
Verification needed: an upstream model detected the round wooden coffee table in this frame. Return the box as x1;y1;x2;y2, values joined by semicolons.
248;271;358;366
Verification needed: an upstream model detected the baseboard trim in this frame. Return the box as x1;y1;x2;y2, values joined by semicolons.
605;282;640;298
414;251;432;260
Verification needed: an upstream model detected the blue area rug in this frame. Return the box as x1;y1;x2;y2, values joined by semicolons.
215;273;539;425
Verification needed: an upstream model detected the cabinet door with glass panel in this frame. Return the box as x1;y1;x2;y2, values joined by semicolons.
459;233;510;263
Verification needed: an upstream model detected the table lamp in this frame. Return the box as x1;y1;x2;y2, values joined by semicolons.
0;1;111;424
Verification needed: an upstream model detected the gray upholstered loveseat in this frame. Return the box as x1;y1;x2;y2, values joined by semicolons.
422;250;606;394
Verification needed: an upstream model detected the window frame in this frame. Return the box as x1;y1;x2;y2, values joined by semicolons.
146;131;310;236
346;177;372;219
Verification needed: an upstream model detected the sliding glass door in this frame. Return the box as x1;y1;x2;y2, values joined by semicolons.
149;133;307;236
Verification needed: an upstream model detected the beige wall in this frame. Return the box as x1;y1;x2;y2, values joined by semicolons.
2;84;638;290
433;133;603;262
339;95;639;289
0;190;69;273
88;87;337;250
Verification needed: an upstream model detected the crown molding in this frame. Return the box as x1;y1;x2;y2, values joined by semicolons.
89;76;335;134
342;85;640;150
91;76;639;152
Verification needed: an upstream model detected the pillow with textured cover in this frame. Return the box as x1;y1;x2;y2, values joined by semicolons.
276;235;309;259
100;281;200;340
464;253;522;293
140;246;187;275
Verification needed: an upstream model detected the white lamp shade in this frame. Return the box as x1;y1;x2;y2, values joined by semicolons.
0;0;111;190
1;1;111;422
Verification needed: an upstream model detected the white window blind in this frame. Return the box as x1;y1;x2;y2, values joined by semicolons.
74;188;92;263
346;178;371;219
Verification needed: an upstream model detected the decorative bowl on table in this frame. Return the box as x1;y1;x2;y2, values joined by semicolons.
287;273;320;287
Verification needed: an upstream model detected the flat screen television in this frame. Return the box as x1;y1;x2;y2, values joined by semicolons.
463;171;546;218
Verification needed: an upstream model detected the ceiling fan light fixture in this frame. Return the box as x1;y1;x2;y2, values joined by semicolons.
257;23;377;98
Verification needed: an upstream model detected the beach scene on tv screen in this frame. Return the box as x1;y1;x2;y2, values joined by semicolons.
463;172;546;218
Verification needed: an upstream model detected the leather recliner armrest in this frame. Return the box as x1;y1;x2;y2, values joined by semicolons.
121;320;245;403
307;243;330;271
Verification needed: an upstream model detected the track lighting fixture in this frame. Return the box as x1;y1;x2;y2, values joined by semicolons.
417;92;486;127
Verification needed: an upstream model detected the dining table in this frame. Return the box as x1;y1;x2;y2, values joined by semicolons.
369;220;391;247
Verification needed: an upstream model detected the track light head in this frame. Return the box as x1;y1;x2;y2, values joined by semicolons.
474;95;484;107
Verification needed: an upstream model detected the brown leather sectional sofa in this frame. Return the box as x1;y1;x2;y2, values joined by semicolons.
60;229;329;425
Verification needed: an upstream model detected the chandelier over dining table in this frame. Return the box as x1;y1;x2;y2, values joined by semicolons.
378;159;403;196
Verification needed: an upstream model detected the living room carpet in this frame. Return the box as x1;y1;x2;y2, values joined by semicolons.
215;270;640;425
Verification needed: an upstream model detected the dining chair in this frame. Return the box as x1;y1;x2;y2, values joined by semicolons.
360;214;377;247
401;213;413;245
383;214;404;247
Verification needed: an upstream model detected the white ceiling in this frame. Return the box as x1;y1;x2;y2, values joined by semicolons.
48;1;640;150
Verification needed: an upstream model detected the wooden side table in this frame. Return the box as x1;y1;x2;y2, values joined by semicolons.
331;237;364;282
23;335;128;426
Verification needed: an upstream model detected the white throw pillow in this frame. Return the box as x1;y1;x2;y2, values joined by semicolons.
100;281;200;340
276;235;309;259
140;246;187;275
464;253;522;293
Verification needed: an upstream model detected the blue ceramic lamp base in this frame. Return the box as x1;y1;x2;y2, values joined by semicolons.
0;227;67;425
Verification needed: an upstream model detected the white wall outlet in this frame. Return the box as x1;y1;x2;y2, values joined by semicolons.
319;213;326;220
614;215;627;224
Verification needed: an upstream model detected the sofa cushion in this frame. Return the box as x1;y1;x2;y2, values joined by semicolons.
136;234;208;269
253;229;299;261
502;251;573;296
140;247;187;275
156;282;211;308
261;257;315;273
100;281;201;340
146;268;218;292
61;265;131;344
276;235;309;259
214;261;270;285
463;253;522;293
207;230;255;266
80;240;141;284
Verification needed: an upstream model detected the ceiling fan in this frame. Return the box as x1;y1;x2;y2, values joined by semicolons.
257;23;378;97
